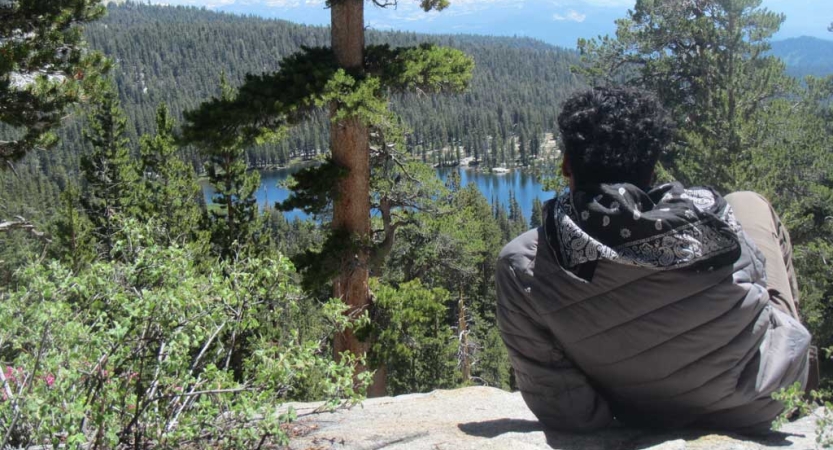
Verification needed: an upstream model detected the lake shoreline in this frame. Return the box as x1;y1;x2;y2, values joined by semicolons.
202;164;555;223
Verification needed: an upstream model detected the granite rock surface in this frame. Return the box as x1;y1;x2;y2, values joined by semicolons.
280;386;820;450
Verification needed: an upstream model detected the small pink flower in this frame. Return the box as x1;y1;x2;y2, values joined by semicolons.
44;374;55;387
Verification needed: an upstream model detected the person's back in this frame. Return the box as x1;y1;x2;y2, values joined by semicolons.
496;87;811;434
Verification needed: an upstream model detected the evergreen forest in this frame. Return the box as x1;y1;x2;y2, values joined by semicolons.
1;0;832;447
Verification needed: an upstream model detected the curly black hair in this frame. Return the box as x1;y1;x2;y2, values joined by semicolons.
557;86;674;188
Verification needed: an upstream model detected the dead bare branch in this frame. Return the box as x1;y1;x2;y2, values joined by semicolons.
0;216;52;243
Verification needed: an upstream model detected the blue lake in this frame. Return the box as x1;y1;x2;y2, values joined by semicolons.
436;167;554;221
202;166;555;222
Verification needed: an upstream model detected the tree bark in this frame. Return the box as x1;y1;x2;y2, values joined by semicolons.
330;0;386;397
458;288;470;383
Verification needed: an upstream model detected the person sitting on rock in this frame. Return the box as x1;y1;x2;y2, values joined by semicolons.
495;86;815;434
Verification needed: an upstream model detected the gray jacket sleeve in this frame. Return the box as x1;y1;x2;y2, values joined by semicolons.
496;257;613;432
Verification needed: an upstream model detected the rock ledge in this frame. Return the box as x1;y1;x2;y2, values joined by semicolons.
280;386;818;450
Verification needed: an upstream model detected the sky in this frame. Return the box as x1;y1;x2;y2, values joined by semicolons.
143;0;833;48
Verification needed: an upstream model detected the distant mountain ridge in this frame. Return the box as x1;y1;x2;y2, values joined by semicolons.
771;36;833;78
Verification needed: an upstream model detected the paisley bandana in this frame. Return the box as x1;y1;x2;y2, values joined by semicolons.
546;182;742;272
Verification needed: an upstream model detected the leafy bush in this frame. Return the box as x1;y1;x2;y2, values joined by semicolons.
773;381;833;447
0;219;367;449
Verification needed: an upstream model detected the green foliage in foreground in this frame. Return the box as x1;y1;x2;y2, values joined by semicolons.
0;219;368;449
773;382;833;447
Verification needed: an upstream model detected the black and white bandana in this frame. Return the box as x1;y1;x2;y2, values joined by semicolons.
546;182;742;271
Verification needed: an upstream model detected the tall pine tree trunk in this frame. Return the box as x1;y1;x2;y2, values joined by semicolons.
330;0;386;397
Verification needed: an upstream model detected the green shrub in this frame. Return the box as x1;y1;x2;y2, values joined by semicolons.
0;219;367;449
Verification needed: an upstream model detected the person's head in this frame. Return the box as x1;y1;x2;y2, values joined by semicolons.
557;86;674;189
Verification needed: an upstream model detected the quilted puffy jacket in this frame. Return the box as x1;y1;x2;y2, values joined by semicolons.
496;203;810;434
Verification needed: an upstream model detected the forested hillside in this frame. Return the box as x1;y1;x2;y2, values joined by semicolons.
1;3;579;230
771;36;833;78
97;3;578;165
